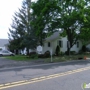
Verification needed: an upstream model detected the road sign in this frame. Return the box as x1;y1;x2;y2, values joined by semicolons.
37;45;43;52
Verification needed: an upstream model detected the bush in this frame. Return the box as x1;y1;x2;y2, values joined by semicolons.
55;45;60;56
59;51;64;56
65;51;68;55
86;47;90;52
38;54;44;58
30;54;38;59
28;52;38;59
78;49;83;54
65;51;76;55
82;45;87;52
70;51;76;55
44;51;50;58
38;51;50;58
29;52;36;55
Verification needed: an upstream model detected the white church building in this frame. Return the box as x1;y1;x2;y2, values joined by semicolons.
41;32;82;54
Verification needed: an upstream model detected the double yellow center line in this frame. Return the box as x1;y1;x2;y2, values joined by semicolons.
0;66;90;89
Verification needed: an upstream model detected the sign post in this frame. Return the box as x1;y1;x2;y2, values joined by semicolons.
50;49;53;62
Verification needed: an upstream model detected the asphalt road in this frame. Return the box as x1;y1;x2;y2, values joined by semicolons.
2;68;90;90
0;57;90;90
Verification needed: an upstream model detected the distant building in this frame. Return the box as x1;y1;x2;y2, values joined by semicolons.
0;39;9;50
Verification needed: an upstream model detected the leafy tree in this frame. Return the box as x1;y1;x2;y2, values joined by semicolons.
18;0;38;54
79;4;90;45
31;0;59;45
7;39;22;54
56;0;88;55
8;0;38;54
31;0;90;55
8;12;25;53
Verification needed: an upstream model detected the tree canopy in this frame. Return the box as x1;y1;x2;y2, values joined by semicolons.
8;0;90;55
8;0;38;54
31;0;90;55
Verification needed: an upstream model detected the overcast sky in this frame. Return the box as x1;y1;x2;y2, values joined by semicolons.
0;0;23;39
0;0;36;39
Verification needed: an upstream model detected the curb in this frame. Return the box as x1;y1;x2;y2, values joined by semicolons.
0;59;90;71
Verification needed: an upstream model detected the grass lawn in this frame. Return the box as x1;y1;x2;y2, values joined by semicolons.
5;53;90;63
5;55;38;61
45;54;89;63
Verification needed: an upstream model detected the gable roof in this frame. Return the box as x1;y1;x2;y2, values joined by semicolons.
45;31;62;41
0;39;9;47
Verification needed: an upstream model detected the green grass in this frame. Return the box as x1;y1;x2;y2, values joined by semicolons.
6;55;38;61
44;54;90;63
5;53;90;63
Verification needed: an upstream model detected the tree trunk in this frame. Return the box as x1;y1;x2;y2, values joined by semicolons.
67;41;70;55
26;48;29;55
67;47;70;55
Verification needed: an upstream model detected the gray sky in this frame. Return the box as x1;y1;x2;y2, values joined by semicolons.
0;0;36;39
0;0;23;39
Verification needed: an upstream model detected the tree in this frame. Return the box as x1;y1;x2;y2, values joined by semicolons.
8;12;25;53
7;39;22;54
79;4;90;45
31;0;59;45
31;0;90;55
56;0;87;55
8;0;38;54
18;0;38;54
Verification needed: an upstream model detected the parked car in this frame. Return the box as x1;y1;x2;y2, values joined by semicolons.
0;50;15;56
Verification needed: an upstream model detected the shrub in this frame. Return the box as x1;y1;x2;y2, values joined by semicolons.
38;54;44;58
38;51;51;58
29;52;36;56
65;51;68;55
86;47;90;52
42;51;50;58
78;49;83;54
70;51;76;55
30;54;38;59
59;51;64;56
65;51;76;55
28;52;38;59
82;45;87;52
55;45;60;56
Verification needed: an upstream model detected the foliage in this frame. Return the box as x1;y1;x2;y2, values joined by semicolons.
82;45;87;52
31;0;60;45
31;0;90;55
79;6;90;45
8;0;38;53
28;52;38;59
38;51;50;58
8;0;90;56
57;0;87;55
55;45;60;56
